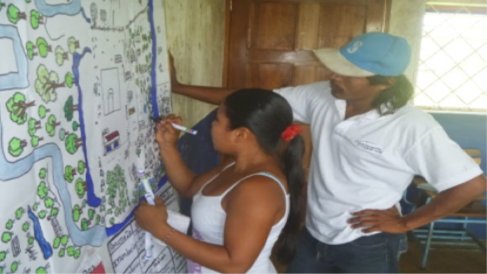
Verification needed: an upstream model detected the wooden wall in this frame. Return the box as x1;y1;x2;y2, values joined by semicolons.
164;0;226;127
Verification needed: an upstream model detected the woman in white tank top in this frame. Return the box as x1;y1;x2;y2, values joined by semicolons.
136;89;306;273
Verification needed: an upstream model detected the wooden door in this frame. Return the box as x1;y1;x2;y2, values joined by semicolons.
224;0;391;89
224;0;391;171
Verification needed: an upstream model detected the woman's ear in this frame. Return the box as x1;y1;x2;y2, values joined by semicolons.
231;127;252;143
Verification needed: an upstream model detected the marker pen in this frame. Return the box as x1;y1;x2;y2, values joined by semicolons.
151;116;198;136
170;122;198;135
140;176;155;260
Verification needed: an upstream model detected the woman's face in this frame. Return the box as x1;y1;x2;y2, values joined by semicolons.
211;105;234;153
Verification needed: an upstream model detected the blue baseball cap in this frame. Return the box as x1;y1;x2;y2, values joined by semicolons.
312;32;411;77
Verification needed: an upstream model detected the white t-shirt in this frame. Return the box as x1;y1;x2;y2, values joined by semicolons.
189;167;289;273
275;81;483;244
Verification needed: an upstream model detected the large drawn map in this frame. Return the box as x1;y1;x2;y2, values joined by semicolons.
0;0;183;273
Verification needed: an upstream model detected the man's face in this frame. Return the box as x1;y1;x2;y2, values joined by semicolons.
329;74;386;102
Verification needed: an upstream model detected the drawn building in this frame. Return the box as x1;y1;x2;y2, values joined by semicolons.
102;129;120;155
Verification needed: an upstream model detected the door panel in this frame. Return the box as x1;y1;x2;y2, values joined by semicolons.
226;0;390;89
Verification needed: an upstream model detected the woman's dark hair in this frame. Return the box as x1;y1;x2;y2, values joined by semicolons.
224;88;306;263
367;74;414;115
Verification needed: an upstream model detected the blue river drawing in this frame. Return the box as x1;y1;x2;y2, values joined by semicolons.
28;207;53;260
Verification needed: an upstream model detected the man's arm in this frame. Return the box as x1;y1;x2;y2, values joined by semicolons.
349;174;487;233
170;54;234;105
173;81;234;105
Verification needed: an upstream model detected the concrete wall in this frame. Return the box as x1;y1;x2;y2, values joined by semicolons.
389;0;425;83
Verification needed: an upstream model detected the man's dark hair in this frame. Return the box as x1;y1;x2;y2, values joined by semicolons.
367;75;414;115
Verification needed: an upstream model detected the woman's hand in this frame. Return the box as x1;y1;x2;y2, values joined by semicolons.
154;114;183;148
135;197;168;233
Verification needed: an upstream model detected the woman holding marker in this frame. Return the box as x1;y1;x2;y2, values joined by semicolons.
135;88;306;273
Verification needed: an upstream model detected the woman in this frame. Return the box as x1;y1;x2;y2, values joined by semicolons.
135;88;306;273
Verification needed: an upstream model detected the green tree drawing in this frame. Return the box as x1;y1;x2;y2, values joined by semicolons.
38;104;50;119
1;232;12;243
0;250;6;262
7;4;26;24
49;207;59;218
27;118;41;137
63;96;78;122
67;246;75;257
30;135;43;148
58;128;67;141
80;218;89;231
45;114;60;137
36;266;47;274
37;181;48;199
53;237;61;249
22;222;30;232
55;45;68;66
77;160;86;174
72;205;81;222
15;208;24;220
6;92;35;125
30;9;43;29
65;72;74;88
67;36;80;53
88;209;95;220
5;220;13;230
38;210;47;219
35;64;60;103
44;197;54;208
64;165;76;183
8;137;27;157
36;37;51;58
65;133;82;154
60;235;68;246
10;261;19;273
38;167;47;179
75;178;86;199
28;235;34;245
26;41;37;60
72;121;80;132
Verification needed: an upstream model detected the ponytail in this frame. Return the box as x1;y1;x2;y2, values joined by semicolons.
272;135;306;264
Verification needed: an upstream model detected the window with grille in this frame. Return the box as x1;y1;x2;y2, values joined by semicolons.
414;2;487;112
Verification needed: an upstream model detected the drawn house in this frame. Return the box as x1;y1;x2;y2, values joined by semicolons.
102;129;120;155
101;68;121;115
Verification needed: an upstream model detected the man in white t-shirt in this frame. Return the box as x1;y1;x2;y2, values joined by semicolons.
169;32;486;273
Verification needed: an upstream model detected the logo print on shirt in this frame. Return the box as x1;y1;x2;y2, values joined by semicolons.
347;41;363;54
355;140;383;154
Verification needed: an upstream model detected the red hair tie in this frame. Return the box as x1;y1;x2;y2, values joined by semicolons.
280;124;301;142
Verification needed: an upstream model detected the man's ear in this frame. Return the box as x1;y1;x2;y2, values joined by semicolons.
385;77;396;87
376;77;396;93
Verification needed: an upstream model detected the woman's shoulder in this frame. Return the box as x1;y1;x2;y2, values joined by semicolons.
232;169;287;197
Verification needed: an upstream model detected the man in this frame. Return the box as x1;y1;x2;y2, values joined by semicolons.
170;32;486;273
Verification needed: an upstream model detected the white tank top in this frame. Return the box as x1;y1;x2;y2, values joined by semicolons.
188;163;290;273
